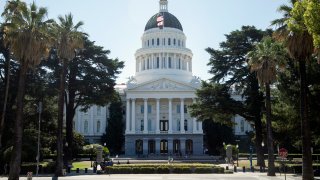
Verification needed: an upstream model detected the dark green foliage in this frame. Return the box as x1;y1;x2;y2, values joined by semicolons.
156;166;170;174
172;167;191;173
101;95;124;154
189;82;243;126
203;120;235;155
194;167;213;173
131;167;155;174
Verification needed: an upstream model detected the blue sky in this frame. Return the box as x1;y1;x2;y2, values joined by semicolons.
0;0;287;83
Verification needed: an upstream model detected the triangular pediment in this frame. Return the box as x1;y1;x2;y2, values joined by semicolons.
127;78;197;91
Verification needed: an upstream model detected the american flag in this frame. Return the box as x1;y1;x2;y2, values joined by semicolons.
157;15;164;29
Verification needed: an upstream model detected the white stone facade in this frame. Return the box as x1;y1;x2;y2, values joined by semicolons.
124;0;203;156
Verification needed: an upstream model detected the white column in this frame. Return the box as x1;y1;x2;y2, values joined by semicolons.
192;99;197;134
126;99;130;133
90;107;94;135
199;121;203;133
168;98;173;133
144;98;148;134
156;98;160;134
131;98;136;133
180;98;185;133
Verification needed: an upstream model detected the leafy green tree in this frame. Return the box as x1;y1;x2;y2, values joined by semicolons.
1;1;52;179
102;95;124;155
247;36;287;176
273;1;315;178
190;82;245;126
0;24;11;148
203;26;271;167
50;13;84;176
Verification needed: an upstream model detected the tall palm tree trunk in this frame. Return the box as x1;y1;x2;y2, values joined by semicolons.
8;62;28;180
0;52;10;148
265;82;275;176
55;59;67;177
299;60;313;180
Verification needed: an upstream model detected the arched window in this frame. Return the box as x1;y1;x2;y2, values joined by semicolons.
148;40;150;47
173;139;180;154
160;139;168;154
173;39;176;45
186;139;193;155
168;38;171;45
152;39;154;46
157;38;160;46
135;140;143;155
178;40;181;46
84;120;88;133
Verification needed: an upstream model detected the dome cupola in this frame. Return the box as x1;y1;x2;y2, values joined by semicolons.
144;0;183;31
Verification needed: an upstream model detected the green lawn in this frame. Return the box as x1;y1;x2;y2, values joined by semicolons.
72;161;92;170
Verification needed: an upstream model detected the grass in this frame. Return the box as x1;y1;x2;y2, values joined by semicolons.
72;161;92;170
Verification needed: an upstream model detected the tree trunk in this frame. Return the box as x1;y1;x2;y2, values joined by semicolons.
65;60;77;163
8;62;28;180
251;77;265;168
254;118;265;167
0;51;10;148
55;59;67;177
65;88;75;163
299;60;313;180
265;82;275;176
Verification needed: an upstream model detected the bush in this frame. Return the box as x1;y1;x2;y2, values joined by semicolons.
106;167;132;174
132;167;155;174
156;166;170;174
20;162;55;174
194;167;213;173
172;167;191;173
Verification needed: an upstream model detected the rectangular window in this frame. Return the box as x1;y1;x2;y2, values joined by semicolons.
177;105;181;113
160;120;168;131
178;40;181;46
141;105;144;114
152;39;154;45
184;105;188;113
241;120;245;132
157;57;160;68
168;57;172;68
174;39;176;45
141;119;144;131
157;38;160;46
163;38;165;45
168;38;171;45
148;105;152;113
148;40;150;46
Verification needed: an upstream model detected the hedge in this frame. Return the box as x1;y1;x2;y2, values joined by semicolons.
156;166;170;174
194;167;214;173
172;167;191;173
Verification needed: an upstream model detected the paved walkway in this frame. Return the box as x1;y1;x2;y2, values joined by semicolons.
0;173;304;180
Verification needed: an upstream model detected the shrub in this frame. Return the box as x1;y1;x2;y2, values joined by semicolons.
172;167;191;173
194;167;213;173
106;167;132;174
156;166;170;174
132;167;155;174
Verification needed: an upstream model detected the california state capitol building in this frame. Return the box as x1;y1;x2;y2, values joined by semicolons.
73;0;253;156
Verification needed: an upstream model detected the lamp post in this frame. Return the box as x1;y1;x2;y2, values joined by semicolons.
235;139;240;167
35;102;42;177
249;145;253;171
90;144;93;167
261;141;265;172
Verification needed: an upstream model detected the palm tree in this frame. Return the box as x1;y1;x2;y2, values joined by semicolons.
51;13;84;177
247;36;287;176
272;1;314;179
1;1;52;179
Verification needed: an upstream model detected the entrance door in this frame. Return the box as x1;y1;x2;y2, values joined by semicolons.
148;140;155;154
160;139;168;154
173;139;180;154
